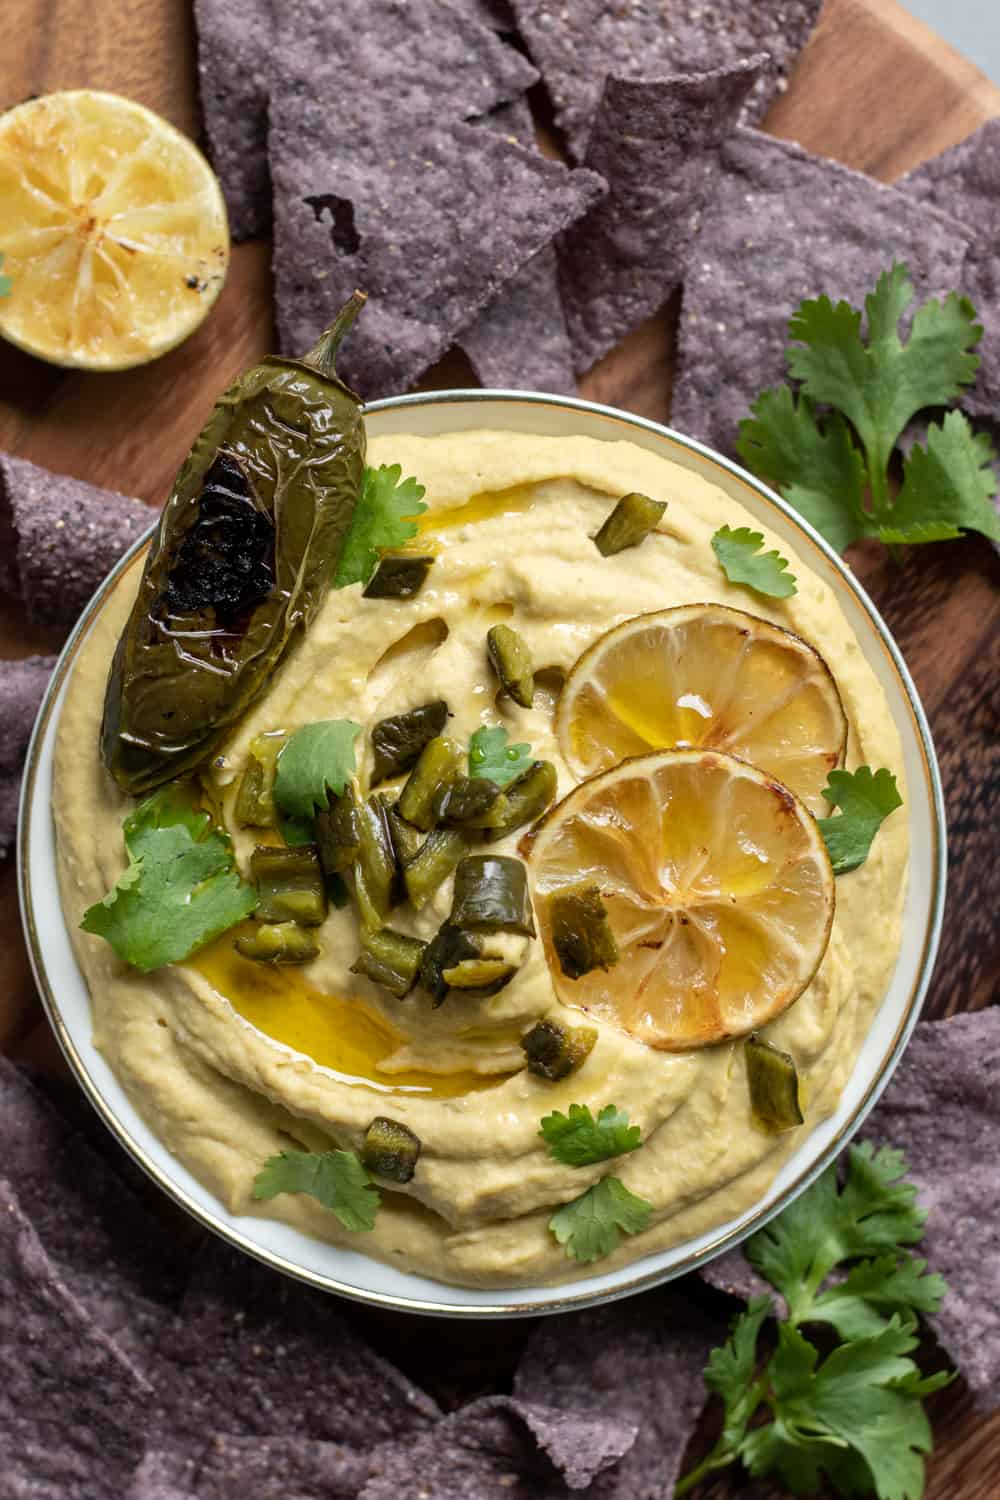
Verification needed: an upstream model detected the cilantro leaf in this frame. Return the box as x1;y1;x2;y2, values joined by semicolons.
711;525;798;599
0;253;11;298
80;786;257;972
273;720;361;819
787;264;981;491
253;1149;380;1232
817;767;903;876
746;1143;928;1324
468;724;533;786
807;1255;948;1342
881;411;1000;545
334;464;427;588
548;1176;652;1263
539;1103;641;1166
737;387;870;554
703;1296;772;1461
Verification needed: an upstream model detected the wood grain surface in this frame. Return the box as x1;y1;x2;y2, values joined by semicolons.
1;0;998;1494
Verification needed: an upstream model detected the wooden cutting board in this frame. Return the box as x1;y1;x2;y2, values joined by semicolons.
1;1;998;1494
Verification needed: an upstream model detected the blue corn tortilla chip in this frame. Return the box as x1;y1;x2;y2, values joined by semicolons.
460;99;577;393
153;1241;440;1452
898;120;1000;421
128;1436;374;1498
272;111;604;395
193;0;274;241
507;0;822;160
0;1177;150;1499
671;129;973;456
0;654;57;857
558;57;764;375
0;451;150;629
513;1287;719;1496
860;1009;1000;1411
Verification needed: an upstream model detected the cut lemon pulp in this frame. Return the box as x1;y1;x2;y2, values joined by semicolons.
0;90;229;370
525;749;835;1051
557;604;847;816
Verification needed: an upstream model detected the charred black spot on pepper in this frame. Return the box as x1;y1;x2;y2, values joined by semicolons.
164;455;276;626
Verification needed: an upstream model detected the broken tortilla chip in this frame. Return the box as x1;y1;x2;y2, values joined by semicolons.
0;654;56;858
514;1286;718;1497
128;1435;375;1499
671;129;973;456
193;0;274;241
507;0;822;160
0;1178;150;1500
460;99;577;393
559;57;764;375
0;452;150;629
898;120;1000;422
272;113;604;394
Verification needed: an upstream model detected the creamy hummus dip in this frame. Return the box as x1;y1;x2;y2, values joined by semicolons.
55;431;908;1288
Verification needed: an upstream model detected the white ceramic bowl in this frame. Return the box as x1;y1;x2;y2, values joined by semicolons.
18;392;946;1317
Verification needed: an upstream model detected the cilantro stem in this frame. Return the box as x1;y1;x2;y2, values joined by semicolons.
673;1373;769;1496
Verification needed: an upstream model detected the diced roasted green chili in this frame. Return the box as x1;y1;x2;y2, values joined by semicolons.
521;1018;598;1081
371;700;449;785
484;760;557;841
397;736;465;831
250;845;328;927
548;883;619;979
487;623;534;708
235;922;320;964
234;731;288;828
441;958;517;995
450;855;535;935
353;795;397;930
361;1117;422;1183
314;781;362;875
419;923;482;1006
434;775;504;826
403;828;466;911
746;1033;804;1133
383;797;425;867
351;927;427;999
326;872;351;909
363;555;435;599
593;492;666;556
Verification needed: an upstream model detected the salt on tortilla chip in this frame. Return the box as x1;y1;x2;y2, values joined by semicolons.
156;1241;440;1452
898;121;1000;421
129;1436;374;1499
0;654;56;857
559;57;764;375
671;129;973;456
507;0;822;161
0;452;150;629
0;1058;190;1365
862;1008;1000;1411
513;1287;719;1497
460;99;577;393
358;1396;573;1499
193;0;274;241
272;114;604;395
0;1178;150;1500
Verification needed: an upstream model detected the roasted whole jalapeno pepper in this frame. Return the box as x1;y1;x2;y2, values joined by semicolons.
101;293;367;794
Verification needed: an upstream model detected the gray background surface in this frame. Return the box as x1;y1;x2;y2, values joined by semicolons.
903;0;1000;85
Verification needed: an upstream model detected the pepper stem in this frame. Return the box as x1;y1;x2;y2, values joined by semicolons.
300;290;367;377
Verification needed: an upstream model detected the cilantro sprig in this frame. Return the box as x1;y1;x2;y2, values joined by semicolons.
253;1148;380;1233
737;262;1000;554
549;1176;652;1264
712;525;797;598
273;719;361;819
0;253;11;298
676;1144;950;1500
80;786;257;972
334;464;427;588
540;1103;641;1166
818;766;903;876
468;724;533;786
